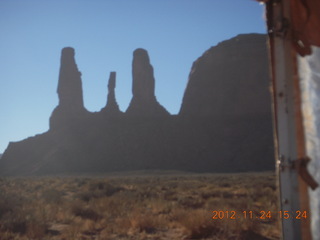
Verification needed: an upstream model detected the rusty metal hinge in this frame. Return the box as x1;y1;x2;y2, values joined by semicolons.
278;155;319;190
296;157;319;190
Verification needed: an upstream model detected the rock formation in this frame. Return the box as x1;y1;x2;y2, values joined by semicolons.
0;34;275;176
180;34;270;118
50;47;88;130
126;48;169;116
57;47;84;110
178;34;273;171
101;72;121;114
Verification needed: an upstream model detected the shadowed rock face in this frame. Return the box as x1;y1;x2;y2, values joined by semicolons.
178;34;273;172
0;34;275;176
126;48;169;116
180;34;270;118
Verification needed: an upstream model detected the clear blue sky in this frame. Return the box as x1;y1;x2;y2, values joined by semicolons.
0;0;266;153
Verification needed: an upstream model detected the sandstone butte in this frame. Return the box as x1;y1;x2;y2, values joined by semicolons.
0;33;274;176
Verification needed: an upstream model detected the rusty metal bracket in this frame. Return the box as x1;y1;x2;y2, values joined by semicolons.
295;157;319;190
278;155;318;190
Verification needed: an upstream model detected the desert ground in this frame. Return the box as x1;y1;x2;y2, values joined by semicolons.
0;171;280;240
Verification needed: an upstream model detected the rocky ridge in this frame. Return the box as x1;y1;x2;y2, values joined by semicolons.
0;33;274;176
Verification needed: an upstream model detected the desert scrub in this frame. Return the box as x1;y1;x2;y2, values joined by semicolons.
0;172;280;240
0;193;15;218
77;179;124;202
176;209;224;239
42;189;65;204
128;207;167;234
71;203;101;221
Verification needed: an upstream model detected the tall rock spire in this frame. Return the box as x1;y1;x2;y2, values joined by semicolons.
132;49;156;101
126;48;169;116
49;47;87;129
57;47;85;111
101;71;120;114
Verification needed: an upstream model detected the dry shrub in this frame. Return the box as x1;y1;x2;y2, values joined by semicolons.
163;190;178;201
80;219;99;236
71;205;101;221
78;181;123;202
89;180;123;196
75;178;90;187
178;196;204;209
78;191;96;202
239;229;271;240
108;217;132;235
1;206;48;239
26;221;47;240
0;191;47;238
148;198;173;215
129;211;165;234
0;231;18;240
62;223;82;240
176;209;223;239
89;195;131;219
3;218;27;235
42;189;64;204
0;198;13;218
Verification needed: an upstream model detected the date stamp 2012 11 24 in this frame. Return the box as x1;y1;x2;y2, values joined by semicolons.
212;210;307;220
